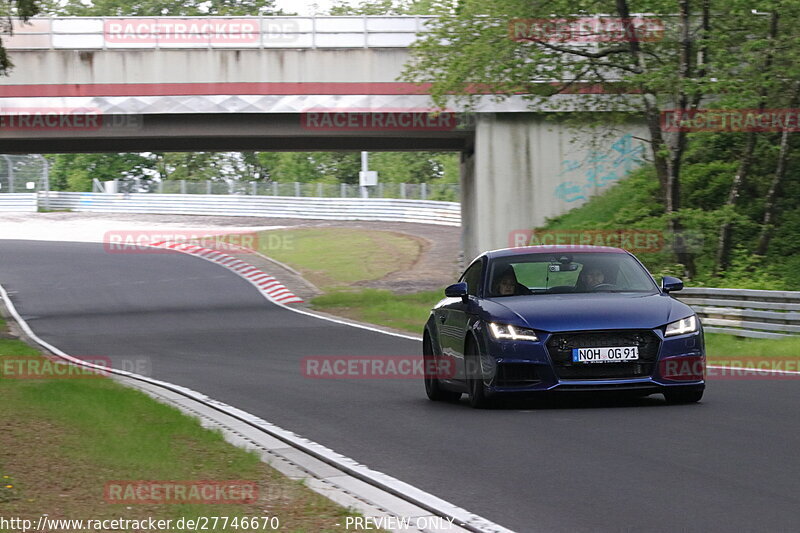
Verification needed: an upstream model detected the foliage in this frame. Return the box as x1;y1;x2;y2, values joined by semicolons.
0;0;39;75
401;0;800;276
253;151;457;184
42;0;280;16
49;153;154;191
328;0;442;15
541;153;800;290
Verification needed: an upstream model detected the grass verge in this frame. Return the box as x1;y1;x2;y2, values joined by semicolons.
705;332;800;362
255;228;422;290
311;289;439;334
0;317;356;530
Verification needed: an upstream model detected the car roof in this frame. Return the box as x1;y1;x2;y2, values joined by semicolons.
483;245;628;260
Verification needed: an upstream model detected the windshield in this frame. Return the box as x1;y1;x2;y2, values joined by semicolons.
488;252;659;297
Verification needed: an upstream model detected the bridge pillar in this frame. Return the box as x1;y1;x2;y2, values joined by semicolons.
460;113;649;263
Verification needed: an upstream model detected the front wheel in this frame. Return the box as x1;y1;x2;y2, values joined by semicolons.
423;335;461;402
664;387;704;404
465;338;495;409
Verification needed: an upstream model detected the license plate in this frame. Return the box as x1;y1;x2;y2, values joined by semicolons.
572;346;639;363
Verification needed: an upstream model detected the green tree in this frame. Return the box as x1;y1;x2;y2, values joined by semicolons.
46;0;280;16
0;0;40;75
706;2;800;270
399;0;800;276
49;153;155;191
329;0;441;15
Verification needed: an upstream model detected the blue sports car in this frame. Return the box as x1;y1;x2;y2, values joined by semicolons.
423;245;705;408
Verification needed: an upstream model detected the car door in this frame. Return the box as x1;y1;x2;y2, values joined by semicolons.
436;258;484;383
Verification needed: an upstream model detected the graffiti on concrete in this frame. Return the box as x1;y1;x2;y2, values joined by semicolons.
554;134;645;203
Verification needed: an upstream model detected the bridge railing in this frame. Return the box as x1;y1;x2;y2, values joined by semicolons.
675;287;800;339
4;16;436;50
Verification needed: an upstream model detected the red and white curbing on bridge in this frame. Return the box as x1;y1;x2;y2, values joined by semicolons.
151;241;304;305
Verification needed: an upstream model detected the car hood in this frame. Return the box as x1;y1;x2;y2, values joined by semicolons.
481;292;692;333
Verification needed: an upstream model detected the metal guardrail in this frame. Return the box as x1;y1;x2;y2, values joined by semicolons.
676;287;800;339
0;193;38;212
4;16;435;50
95;179;460;202
43;191;461;226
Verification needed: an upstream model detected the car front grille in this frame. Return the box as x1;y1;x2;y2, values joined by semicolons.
546;330;661;380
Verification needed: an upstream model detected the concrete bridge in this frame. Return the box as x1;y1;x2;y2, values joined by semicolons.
0;16;648;260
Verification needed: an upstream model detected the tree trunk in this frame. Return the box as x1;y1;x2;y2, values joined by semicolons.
755;80;800;255
713;131;757;274
714;11;779;274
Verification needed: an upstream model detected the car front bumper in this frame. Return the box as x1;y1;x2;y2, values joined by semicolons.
478;327;705;394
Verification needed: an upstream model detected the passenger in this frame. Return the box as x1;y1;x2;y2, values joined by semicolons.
493;267;529;296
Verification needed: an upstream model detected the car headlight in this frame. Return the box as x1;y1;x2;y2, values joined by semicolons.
489;322;539;341
665;315;698;337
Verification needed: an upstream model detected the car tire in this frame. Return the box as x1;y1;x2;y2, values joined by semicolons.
664;387;704;404
423;334;461;402
465;338;495;409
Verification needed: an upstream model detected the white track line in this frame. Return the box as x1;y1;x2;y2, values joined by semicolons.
0;282;513;533
706;364;800;375
153;241;421;341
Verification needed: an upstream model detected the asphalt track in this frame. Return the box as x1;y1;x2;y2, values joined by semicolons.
1;239;798;533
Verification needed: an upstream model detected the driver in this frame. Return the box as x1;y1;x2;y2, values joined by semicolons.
584;266;606;289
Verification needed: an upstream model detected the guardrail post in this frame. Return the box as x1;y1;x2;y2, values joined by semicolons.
294;182;301;197
158;180;163;193
251;181;257;195
421;182;427;200
340;182;346;197
180;180;187;194
400;182;406;199
317;182;323;197
40;156;50;211
207;181;213;194
272;181;278;196
377;182;383;197
2;155;14;193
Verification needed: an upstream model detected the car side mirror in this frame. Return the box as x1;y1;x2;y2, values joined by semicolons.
661;276;684;293
445;282;469;303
